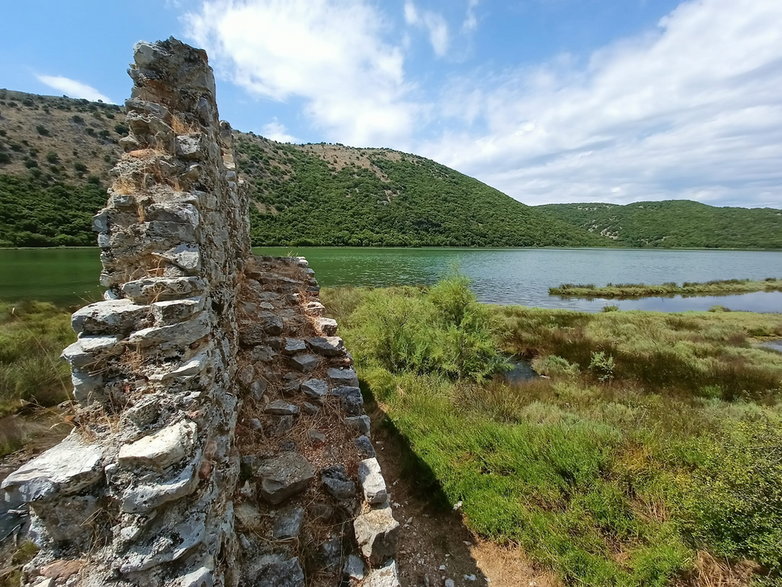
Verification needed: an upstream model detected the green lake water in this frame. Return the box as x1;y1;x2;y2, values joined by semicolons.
1;247;781;312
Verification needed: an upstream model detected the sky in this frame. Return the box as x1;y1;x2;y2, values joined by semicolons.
1;0;781;209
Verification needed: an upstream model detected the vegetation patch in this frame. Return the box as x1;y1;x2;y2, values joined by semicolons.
324;279;782;585
550;277;782;299
0;301;74;455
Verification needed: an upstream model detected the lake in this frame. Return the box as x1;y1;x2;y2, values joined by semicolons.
1;247;781;312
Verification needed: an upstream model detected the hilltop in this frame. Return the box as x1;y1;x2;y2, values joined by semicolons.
538;201;782;249
1;89;780;249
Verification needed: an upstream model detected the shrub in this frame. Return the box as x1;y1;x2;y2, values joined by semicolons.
46;151;59;164
35;124;50;136
0;152;10;164
589;351;615;382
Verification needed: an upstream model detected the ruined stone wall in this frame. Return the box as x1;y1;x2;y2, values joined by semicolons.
1;38;398;587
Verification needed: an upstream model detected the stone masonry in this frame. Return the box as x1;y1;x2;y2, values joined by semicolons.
1;39;398;586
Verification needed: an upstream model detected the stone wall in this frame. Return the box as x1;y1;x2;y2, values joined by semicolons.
1;38;398;586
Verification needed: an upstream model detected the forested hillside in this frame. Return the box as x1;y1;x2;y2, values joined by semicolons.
235;135;598;247
1;89;780;249
538;201;782;249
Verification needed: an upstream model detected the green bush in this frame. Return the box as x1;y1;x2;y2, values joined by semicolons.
347;276;507;381
675;418;782;574
531;354;580;378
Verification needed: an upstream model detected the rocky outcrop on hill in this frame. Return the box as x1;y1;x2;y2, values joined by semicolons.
0;38;397;586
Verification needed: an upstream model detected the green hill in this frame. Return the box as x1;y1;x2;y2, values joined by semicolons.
1;89;780;249
537;201;782;249
236;135;598;247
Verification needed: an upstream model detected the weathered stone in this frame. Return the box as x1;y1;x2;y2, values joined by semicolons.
121;276;206;303
250;379;267;400
283;338;307;354
1;433;104;503
359;458;388;505
151;296;204;324
289;353;320;372
72;299;149;335
260;312;284;335
353;505;400;566
254;452;315;504
345;415;371;437
306;336;345;357
120;454;200;513
331;385;364;415
364;561;401;587
118;511;206;573
264;400;299;416
304;301;326;316
344;554;366;581
71;368;104;403
251;555;304;587
127;312;211;349
310;502;335;521
274;415;295;436
301;378;328;400
328;367;359;387
61;335;122;368
118;420;196;470
237;364;255;388
316;317;338;335
239;314;283;344
272;505;305;540
248;418;263;431
355;435;376;458
321;465;356;499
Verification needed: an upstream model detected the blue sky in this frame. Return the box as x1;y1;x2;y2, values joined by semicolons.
1;0;781;208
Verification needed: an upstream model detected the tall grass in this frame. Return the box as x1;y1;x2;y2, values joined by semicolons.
0;301;73;454
325;281;782;585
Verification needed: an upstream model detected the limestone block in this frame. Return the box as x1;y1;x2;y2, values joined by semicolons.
304;301;326;316
289;353;320;372
1;432;104;503
151;296;205;324
272;505;305;539
353;505;399;566
149;348;212;382
235;502;263;530
331;386;364;416
71;368;104;403
176;134;203;160
71;299;149;335
316;317;338;335
283;338;307;354
121;276;206;303
358;458;388;505
364;561;401;587
301;378;328;400
118;420;196;470
344;554;366;581
306;336;345;357
146;203;200;227
61;335;122;369
127;312;210;349
264;400;299;416
118;511;206;573
143;220;197;245
254;452;314;505
328;367;359;387
345;415;371;437
156;243;201;275
321;465;356;500
355;435;376;459
120;452;201;513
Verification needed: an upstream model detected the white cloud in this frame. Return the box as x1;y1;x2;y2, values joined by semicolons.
35;74;112;103
261;119;298;143
462;0;480;32
184;0;421;146
421;0;782;207
404;1;450;57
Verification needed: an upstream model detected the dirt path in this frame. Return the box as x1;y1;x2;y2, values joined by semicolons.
368;404;559;587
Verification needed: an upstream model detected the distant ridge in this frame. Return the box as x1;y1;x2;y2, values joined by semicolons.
1;89;780;249
537;201;782;249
